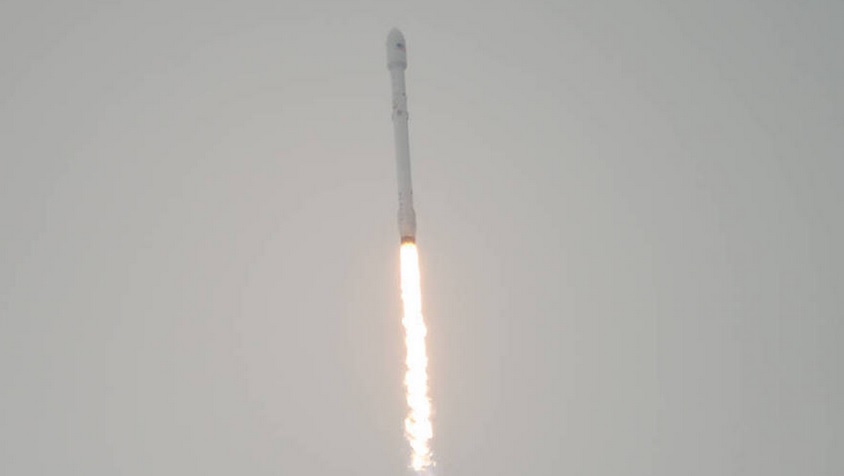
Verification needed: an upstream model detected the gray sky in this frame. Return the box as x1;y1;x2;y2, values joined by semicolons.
1;1;842;475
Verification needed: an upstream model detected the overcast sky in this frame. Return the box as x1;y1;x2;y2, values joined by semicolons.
1;1;842;475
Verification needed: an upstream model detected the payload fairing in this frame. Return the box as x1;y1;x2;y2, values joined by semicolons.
387;28;417;244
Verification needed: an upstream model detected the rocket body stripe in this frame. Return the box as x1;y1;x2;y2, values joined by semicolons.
387;28;417;243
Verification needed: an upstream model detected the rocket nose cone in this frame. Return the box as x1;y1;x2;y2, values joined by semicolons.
387;28;405;46
386;28;407;69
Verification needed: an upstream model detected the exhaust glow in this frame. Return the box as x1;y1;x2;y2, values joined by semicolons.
399;242;433;472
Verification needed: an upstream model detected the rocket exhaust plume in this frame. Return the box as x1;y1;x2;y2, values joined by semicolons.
387;28;434;473
400;243;433;471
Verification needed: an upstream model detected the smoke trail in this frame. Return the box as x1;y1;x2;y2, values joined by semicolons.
399;242;434;472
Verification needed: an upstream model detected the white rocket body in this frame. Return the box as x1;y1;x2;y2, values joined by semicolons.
387;28;417;244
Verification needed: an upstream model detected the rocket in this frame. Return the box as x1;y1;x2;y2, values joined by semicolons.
387;28;417;244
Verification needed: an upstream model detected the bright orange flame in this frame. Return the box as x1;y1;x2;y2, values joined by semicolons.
400;243;433;472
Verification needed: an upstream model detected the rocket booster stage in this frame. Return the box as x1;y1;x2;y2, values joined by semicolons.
387;28;417;244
